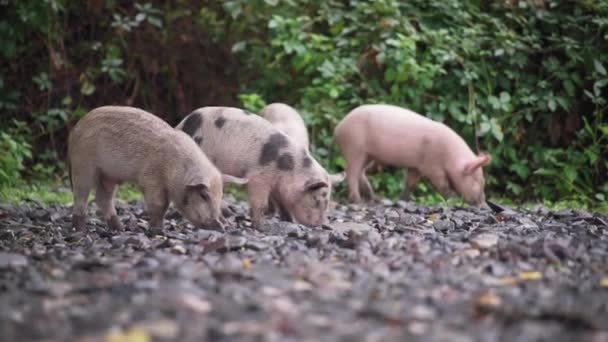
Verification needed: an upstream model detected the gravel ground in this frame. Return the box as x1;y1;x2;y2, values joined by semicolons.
0;197;607;342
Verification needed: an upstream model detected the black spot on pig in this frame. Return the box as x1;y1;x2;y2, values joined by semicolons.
194;136;203;145
302;154;312;168
260;133;289;165
182;112;202;137
215;116;226;129
277;153;295;171
242;110;252;115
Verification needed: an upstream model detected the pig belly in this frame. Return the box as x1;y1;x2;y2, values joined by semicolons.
364;129;424;169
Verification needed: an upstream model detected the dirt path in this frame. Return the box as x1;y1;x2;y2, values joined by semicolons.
0;198;607;341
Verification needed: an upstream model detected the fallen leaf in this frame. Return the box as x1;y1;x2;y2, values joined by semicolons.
600;278;608;287
242;258;251;270
171;245;187;254
179;293;212;313
135;320;179;339
498;276;518;286
293;279;313;291
476;293;502;308
106;328;150;342
518;271;542;280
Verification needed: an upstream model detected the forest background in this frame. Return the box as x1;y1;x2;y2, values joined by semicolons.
1;0;607;209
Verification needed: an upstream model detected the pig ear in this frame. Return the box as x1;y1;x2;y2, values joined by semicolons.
222;174;248;185
187;183;210;200
328;172;345;185
305;179;328;192
463;154;492;175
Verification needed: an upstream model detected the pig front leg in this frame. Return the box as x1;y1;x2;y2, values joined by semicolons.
71;166;96;230
143;186;169;234
427;171;452;200
247;178;272;230
359;173;376;200
400;168;421;201
95;175;122;230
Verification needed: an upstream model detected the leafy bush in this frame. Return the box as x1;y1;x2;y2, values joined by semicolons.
0;0;606;206
0;122;32;186
228;0;608;204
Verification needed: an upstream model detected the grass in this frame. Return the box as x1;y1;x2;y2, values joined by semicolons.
0;181;142;205
1;180;606;213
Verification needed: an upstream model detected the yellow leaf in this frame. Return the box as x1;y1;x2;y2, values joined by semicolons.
242;258;251;270
428;214;437;222
498;276;518;286
600;278;608;287
518;271;542;280
107;328;150;342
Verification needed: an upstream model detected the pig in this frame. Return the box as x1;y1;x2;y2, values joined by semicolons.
260;102;344;183
260;103;344;215
68;106;230;232
260;103;310;149
175;106;334;229
334;104;491;205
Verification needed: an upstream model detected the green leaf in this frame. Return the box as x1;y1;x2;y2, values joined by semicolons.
80;81;95;96
563;79;575;97
147;16;162;28
329;88;339;98
548;98;556;112
594;59;607;76
534;168;557;176
510;163;529;179
499;91;511;103
231;41;247;53
564;166;577;183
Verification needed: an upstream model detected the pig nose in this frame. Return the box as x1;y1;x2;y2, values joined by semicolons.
201;218;224;231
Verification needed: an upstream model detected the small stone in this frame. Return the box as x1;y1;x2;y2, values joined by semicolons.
433;219;454;232
463;249;480;258
327;222;372;235
179;294;212;313
0;253;28;269
471;233;499;249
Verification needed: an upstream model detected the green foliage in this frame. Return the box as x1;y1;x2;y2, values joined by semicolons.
230;0;608;204
0;122;32;186
1;0;607;206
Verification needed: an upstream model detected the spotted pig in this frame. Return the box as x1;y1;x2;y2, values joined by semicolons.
176;106;335;229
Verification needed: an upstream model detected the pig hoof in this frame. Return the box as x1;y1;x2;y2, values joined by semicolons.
107;215;124;231
72;215;86;230
148;225;164;236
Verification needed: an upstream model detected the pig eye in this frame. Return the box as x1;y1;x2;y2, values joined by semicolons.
305;181;328;192
199;190;209;201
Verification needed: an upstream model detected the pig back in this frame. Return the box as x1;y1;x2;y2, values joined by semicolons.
260;103;310;149
69;106;202;183
178;107;304;179
336;104;473;168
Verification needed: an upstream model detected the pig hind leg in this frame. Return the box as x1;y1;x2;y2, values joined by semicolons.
143;186;169;231
71;163;96;230
247;177;272;230
95;174;122;230
345;153;371;203
400;168;421;201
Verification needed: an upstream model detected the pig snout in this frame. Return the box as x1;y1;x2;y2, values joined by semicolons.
199;218;225;231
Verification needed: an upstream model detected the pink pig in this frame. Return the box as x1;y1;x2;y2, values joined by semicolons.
334;104;491;204
260;103;310;149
